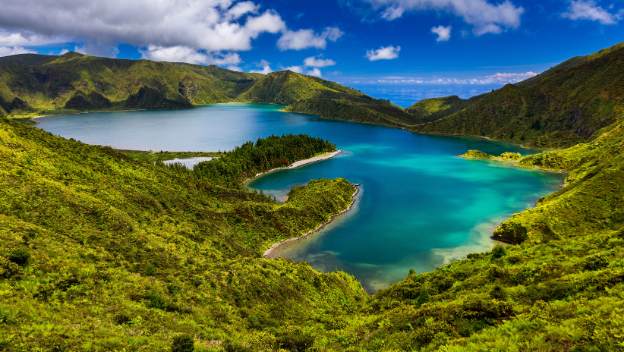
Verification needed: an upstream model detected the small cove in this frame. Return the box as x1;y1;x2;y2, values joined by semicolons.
37;104;562;291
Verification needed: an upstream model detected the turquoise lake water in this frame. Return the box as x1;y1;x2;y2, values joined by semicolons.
37;104;562;291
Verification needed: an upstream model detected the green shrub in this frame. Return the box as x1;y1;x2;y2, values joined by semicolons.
491;246;506;259
583;255;609;271
277;328;314;352
171;335;194;352
493;222;528;244
8;248;30;266
489;285;506;300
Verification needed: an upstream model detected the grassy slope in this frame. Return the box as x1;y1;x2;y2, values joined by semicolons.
239;71;413;127
3;107;623;351
332;119;624;351
0;120;366;350
2;43;624;351
406;95;466;123
414;43;624;147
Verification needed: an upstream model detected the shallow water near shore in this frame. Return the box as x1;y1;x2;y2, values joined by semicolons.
37;104;562;291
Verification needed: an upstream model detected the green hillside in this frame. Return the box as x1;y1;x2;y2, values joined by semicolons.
0;121;366;350
414;43;624;147
2;43;624;350
0;52;410;126
406;95;466;123
3;101;624;351
240;71;413;126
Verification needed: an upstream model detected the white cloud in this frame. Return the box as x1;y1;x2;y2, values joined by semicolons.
366;0;524;35
563;0;618;25
372;71;539;85
283;65;323;77
306;68;322;77
431;25;452;41
366;45;401;61
0;1;290;55
251;59;272;74
285;65;303;73
303;56;336;67
0;46;35;57
277;26;343;50
0;31;63;46
279;56;336;77
226;1;259;20
141;45;241;66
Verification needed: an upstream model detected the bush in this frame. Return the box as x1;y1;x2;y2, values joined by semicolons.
493;222;528;244
277;328;314;352
113;314;131;325
171;335;194;352
491;246;506;259
489;285;506;300
8;248;30;266
583;255;609;271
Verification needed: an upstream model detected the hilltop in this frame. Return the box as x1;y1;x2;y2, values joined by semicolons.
412;43;624;147
0;52;411;126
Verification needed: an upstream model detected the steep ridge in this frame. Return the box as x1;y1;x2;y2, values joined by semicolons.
240;70;413;126
414;43;624;147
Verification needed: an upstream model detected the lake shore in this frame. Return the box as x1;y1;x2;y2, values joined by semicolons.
245;149;342;186
263;184;361;258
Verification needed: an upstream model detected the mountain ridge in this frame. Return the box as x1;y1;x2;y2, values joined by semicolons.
0;52;412;127
411;42;624;147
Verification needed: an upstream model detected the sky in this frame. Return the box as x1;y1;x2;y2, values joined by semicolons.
0;0;622;104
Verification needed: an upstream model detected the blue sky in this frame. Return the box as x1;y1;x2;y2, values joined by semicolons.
0;0;622;103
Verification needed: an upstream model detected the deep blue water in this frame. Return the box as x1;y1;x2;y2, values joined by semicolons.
349;83;502;108
37;104;561;291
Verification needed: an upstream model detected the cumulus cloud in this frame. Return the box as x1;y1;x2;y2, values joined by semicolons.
0;30;63;46
306;68;322;77
0;1;289;54
277;27;343;50
277;55;337;77
373;71;539;85
0;46;35;57
142;45;241;66
431;25;452;41
366;45;401;61
563;0;618;25
284;65;323;77
303;56;336;67
365;0;524;35
251;60;272;74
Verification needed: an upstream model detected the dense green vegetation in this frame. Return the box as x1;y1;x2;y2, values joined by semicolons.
2;42;624;351
0;52;410;126
414;43;624;147
194;135;335;186
406;95;466;123
119;150;221;164
0;122;364;350
240;71;413;127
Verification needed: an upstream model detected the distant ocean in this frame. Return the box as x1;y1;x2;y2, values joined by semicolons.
348;83;503;108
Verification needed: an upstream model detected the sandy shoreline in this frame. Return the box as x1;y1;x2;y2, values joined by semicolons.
263;184;360;258
245;149;342;185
